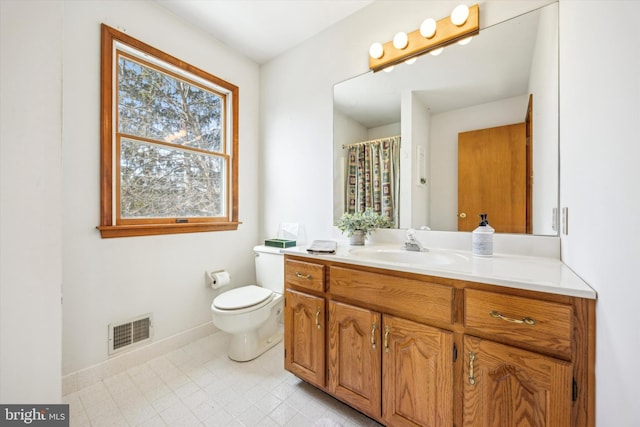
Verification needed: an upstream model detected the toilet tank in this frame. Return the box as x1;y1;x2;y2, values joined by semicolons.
254;245;284;293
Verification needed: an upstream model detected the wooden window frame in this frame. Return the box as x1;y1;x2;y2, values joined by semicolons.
98;24;240;238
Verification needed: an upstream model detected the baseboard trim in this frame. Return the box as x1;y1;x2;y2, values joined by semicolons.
62;322;218;395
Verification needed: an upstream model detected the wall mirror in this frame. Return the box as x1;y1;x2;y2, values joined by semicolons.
333;3;558;236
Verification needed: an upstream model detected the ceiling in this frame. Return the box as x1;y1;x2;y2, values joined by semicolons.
153;0;375;64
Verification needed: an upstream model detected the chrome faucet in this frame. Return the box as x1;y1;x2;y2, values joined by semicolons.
404;228;427;252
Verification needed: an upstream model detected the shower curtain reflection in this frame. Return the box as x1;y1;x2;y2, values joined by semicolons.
344;136;400;226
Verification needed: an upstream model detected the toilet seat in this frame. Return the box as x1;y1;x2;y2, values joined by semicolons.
213;285;273;311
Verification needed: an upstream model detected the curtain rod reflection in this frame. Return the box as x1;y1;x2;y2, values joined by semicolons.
342;135;401;149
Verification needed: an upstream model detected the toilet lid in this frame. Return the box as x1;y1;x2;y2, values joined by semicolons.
213;285;273;310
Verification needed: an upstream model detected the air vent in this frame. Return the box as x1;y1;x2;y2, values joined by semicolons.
108;314;152;355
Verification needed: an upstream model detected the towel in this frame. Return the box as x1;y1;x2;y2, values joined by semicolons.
307;240;337;254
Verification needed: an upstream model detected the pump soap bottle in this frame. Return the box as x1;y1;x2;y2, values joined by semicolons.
472;213;494;256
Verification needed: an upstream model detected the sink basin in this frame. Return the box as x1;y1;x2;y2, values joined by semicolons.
348;246;457;266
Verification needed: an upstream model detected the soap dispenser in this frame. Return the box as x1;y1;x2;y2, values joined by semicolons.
472;213;494;256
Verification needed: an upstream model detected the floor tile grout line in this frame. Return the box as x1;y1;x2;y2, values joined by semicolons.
65;332;383;427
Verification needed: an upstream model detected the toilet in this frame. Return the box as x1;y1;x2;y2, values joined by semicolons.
211;245;284;361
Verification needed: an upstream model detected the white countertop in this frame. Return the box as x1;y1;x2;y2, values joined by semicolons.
283;243;596;299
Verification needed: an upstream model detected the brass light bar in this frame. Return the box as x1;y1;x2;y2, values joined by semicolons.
369;4;479;72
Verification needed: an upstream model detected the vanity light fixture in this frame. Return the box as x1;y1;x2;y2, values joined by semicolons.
369;42;384;59
450;4;470;26
393;32;409;49
368;3;479;72
420;18;437;39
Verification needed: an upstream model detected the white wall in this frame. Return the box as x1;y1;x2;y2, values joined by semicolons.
0;0;261;397
60;1;260;375
559;2;640;425
0;0;63;403
529;3;559;235
401;93;429;229
367;123;400;140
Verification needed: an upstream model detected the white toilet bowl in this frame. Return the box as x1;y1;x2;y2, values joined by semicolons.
211;286;283;361
210;246;285;362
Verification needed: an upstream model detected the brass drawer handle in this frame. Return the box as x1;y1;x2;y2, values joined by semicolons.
371;323;377;349
490;310;536;325
468;352;477;385
384;325;390;353
295;272;312;280
315;307;321;329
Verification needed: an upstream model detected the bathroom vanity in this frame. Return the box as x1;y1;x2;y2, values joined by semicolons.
283;244;595;427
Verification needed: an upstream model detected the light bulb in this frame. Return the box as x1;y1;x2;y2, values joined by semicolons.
369;42;384;59
393;32;408;50
458;36;472;46
451;4;470;26
383;65;394;73
420;18;436;38
404;57;417;65
429;47;444;56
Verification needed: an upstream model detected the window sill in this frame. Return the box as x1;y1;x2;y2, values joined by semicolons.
97;222;242;238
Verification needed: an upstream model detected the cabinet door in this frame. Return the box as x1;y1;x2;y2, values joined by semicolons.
284;289;325;387
463;335;572;427
328;301;381;418
382;315;453;427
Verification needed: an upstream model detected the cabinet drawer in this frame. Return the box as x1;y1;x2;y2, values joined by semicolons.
330;266;453;325
285;259;325;292
464;289;572;359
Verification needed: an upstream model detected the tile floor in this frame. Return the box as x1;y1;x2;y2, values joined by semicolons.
63;331;384;426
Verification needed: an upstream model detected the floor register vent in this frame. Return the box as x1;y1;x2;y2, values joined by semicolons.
108;313;153;355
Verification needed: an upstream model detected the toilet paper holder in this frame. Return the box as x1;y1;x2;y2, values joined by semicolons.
205;269;231;289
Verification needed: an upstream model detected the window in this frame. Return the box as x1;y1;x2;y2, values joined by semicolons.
99;24;239;238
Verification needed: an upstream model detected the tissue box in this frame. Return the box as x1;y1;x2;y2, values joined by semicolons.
264;238;296;248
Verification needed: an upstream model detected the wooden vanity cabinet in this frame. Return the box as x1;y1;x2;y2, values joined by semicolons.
382;314;453;426
327;300;453;426
284;258;325;292
464;289;573;359
462;335;572;427
461;289;577;427
327;301;382;418
283;255;595;427
283;259;326;388
284;289;325;387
